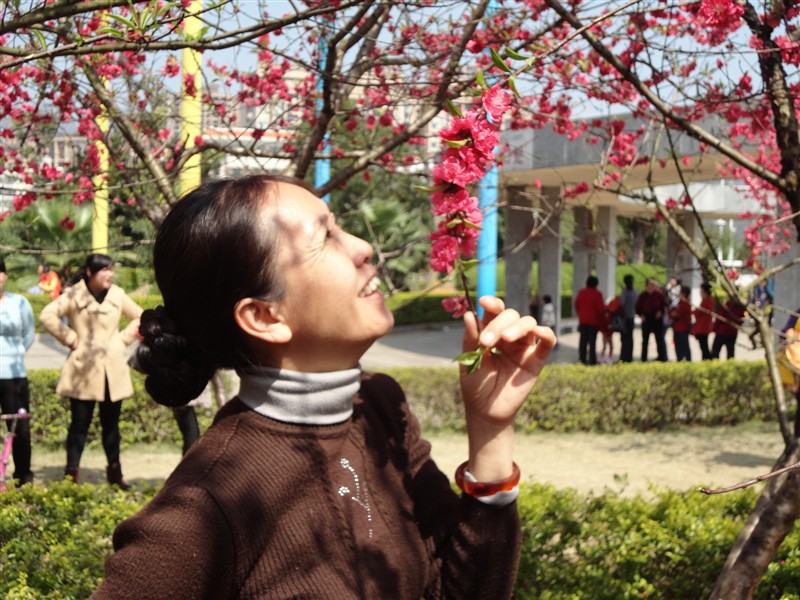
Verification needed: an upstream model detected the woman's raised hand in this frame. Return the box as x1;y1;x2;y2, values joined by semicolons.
460;295;556;429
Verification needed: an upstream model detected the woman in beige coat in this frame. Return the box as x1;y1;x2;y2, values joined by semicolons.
40;254;142;489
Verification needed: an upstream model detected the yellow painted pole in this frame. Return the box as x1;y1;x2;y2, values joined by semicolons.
179;0;202;197
92;90;110;252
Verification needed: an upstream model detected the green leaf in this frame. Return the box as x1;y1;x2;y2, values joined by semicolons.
444;138;469;148
32;29;47;50
458;259;479;269
445;99;464;118
505;47;529;61
508;75;520;98
454;349;484;374
462;219;482;230
414;183;448;194
490;48;512;73
98;26;125;38
106;13;136;30
476;71;489;90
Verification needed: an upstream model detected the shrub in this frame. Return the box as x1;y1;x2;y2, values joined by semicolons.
387;360;776;434
2;482;798;599
26;360;775;450
28;369;217;451
514;484;800;599
0;482;154;599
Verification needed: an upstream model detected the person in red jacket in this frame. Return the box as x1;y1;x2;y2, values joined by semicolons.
692;283;714;360
635;279;668;362
711;297;746;360
574;275;606;365
670;286;693;361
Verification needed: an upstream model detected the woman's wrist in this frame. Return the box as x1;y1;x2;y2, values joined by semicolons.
466;418;515;482
455;461;520;497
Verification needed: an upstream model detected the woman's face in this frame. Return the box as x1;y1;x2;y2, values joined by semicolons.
87;265;115;294
263;183;394;371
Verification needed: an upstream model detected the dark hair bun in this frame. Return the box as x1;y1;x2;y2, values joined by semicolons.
136;307;215;407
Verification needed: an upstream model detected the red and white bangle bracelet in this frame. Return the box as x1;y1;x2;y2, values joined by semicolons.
454;461;521;497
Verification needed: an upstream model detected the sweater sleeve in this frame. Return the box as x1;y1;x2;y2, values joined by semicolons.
365;374;521;600
92;486;237;600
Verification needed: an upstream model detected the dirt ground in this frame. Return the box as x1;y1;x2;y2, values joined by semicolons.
28;421;787;497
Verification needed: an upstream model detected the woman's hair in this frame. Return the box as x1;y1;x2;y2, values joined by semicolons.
136;174;308;407
71;253;114;285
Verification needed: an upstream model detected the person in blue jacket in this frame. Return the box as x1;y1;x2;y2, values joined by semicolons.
0;257;35;486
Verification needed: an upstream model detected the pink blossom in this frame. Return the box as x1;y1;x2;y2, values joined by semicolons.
431;154;486;188
465;39;485;54
698;0;744;28
431;187;476;216
183;72;198;98
481;85;513;123
442;296;469;318
162;56;180;77
429;230;460;274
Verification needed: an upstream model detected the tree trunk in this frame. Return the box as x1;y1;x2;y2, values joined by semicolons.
709;441;800;599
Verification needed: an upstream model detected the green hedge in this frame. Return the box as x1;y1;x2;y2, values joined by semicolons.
28;370;218;451
26;359;775;451
390;360;776;433
514;484;800;599
1;482;798;599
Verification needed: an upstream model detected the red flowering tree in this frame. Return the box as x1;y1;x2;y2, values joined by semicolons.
3;0;800;593
0;0;553;232
426;0;800;595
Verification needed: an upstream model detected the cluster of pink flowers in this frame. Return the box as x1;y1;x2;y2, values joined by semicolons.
430;84;512;316
697;0;744;29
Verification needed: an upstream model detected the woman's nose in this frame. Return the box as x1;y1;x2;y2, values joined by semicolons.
349;233;373;266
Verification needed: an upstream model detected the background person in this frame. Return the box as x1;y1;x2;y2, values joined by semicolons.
711;297;745;360
574;275;605;365
540;294;556;333
618;275;637;362
0;258;35;486
40;254;143;488
692;283;714;360
38;263;62;301
670;286;693;362
92;175;556;599
636;279;668;362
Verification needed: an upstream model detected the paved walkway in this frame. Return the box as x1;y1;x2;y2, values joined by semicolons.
26;318;766;372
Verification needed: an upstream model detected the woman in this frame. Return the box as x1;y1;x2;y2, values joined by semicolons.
0;258;35;486
692;283;714;360
91;175;556;599
670;286;693;362
40;253;142;488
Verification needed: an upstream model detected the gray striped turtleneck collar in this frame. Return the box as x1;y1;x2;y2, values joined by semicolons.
236;365;361;426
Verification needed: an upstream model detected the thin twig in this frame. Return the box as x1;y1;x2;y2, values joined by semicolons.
700;460;800;495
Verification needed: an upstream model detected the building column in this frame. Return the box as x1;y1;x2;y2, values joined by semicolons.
538;187;563;330
503;186;535;315
664;213;703;304
596;206;618;299
571;206;593;301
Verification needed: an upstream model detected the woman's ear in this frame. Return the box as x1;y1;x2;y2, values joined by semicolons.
234;298;292;344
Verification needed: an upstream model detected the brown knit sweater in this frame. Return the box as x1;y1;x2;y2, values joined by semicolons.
92;372;521;599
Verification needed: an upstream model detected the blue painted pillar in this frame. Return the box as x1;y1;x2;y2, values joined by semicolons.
476;0;499;316
477;165;498;315
315;34;330;203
